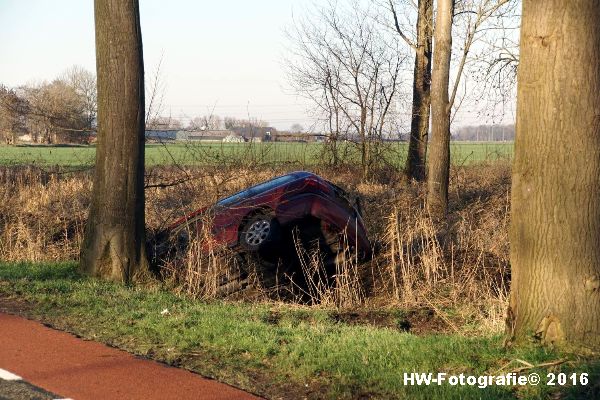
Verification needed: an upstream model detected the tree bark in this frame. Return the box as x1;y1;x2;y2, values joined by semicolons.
507;0;600;350
405;0;433;182
426;0;453;219
80;0;148;283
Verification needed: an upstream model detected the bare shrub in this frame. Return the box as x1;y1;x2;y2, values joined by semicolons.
385;206;443;303
289;229;365;308
381;162;511;334
160;217;248;300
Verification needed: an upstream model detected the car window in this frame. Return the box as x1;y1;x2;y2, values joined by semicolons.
217;174;296;206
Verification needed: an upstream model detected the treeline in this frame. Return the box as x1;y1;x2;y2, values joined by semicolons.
0;66;97;144
146;115;272;132
452;124;515;141
0;63;283;144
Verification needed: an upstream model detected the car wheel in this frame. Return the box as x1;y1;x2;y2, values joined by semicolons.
240;213;280;252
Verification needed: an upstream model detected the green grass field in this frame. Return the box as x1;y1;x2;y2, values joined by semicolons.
0;141;513;168
0;262;597;399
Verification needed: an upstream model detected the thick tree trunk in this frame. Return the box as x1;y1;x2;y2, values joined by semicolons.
507;0;600;350
426;0;453;219
405;0;433;182
80;0;148;283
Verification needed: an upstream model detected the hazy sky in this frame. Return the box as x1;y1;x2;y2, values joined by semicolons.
0;0;515;131
0;0;315;130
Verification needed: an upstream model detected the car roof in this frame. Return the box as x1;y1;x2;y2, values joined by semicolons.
288;171;316;179
215;171;321;206
168;171;329;229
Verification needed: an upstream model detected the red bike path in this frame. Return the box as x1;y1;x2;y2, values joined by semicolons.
0;312;260;399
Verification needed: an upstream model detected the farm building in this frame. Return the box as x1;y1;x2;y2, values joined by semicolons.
145;129;271;142
272;132;316;142
187;130;243;142
223;134;245;143
145;129;246;142
145;130;187;141
230;126;274;142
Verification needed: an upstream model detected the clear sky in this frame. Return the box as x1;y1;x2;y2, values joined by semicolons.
0;0;314;130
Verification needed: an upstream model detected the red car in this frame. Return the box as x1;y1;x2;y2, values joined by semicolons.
152;171;370;266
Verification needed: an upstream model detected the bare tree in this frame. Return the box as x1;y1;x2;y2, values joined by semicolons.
507;0;600;350
0;85;28;144
22;80;89;143
286;0;405;178
0;67;97;144
61;65;97;130
387;0;433;182
468;0;520;122
81;0;148;283
448;0;514;113
290;123;304;133
145;54;166;126
427;0;514;218
187;114;223;131
426;0;454;220
147;115;182;130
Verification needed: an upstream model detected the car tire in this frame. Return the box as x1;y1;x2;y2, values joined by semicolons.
240;213;280;253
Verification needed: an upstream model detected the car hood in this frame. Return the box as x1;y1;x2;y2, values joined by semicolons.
168;205;210;230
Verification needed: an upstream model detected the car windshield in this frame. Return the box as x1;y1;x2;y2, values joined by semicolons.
217;174;297;206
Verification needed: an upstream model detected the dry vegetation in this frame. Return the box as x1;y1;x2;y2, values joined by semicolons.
0;162;512;334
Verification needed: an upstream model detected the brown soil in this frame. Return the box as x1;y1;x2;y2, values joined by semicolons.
0;296;32;316
329;307;453;334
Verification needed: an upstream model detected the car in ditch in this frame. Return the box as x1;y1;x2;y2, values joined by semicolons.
150;171;371;268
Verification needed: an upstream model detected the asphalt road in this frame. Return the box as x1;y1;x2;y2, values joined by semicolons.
0;373;63;400
0;313;259;400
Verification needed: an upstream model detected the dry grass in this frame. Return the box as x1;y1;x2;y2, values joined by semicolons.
156;214;248;299
0;167;90;261
374;162;512;334
288;229;365;308
0;162;512;333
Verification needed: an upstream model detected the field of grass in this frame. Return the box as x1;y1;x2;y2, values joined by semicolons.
0;141;513;168
0;262;597;400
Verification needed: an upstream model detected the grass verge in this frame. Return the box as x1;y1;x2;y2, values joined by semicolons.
0;262;597;400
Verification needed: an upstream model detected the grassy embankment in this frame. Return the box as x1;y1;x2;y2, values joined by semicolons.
1;262;597;400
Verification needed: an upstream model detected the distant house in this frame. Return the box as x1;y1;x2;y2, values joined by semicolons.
145;129;271;143
314;134;328;143
273;132;316;143
187;130;244;142
223;134;245;143
231;126;275;142
145;129;186;141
